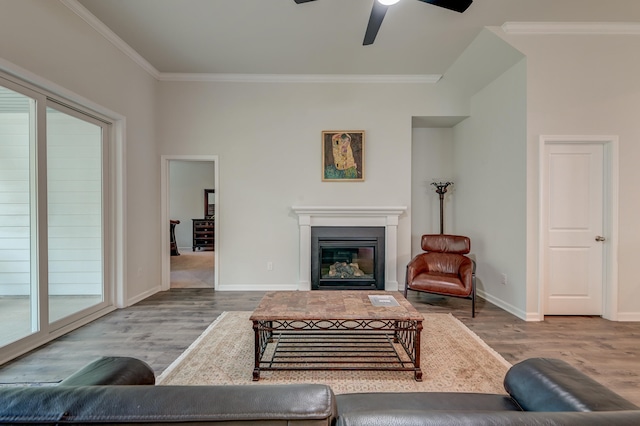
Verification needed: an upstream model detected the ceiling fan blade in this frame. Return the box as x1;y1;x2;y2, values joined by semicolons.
363;1;388;45
417;0;472;13
294;0;316;3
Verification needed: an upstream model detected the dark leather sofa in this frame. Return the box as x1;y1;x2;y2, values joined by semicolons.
1;356;639;425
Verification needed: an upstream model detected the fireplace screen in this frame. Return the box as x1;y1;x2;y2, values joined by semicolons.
311;226;385;290
321;246;375;280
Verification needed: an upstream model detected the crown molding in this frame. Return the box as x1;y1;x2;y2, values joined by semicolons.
60;0;161;79
502;22;640;35
158;73;442;84
59;0;436;84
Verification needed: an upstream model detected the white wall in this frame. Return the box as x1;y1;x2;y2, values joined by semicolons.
8;1;638;320
157;82;469;289
410;128;455;255
494;29;640;319
410;29;529;318
169;161;215;249
454;60;528;316
0;0;159;304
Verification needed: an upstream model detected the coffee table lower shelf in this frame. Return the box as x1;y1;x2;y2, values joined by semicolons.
252;318;423;381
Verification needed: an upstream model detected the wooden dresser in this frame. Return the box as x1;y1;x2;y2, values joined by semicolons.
192;219;214;251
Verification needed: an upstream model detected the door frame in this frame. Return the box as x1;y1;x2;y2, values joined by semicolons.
538;135;619;320
161;155;219;291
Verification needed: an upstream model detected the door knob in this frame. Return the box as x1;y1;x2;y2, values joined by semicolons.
595;236;606;242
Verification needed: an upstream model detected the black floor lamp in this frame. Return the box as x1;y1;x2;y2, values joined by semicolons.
431;181;453;234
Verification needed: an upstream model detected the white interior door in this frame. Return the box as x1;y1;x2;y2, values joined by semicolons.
544;143;604;315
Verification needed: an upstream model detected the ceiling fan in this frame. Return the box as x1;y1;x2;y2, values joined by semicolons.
294;0;472;45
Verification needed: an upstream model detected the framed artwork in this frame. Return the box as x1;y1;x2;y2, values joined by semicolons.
204;189;215;219
322;130;365;182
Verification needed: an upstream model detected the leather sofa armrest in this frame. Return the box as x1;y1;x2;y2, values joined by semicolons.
58;356;155;386
504;358;638;412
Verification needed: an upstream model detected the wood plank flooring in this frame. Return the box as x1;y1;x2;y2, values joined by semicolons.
0;289;638;406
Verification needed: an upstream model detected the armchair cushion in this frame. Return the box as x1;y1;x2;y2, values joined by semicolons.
406;253;473;297
421;234;470;254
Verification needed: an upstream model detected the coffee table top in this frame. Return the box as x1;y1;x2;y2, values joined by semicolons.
250;291;422;321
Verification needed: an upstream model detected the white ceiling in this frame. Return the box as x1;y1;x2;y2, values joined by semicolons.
75;0;640;76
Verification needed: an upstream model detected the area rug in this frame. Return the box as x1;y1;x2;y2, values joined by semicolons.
157;311;511;394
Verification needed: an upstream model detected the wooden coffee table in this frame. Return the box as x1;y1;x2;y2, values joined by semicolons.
250;291;423;381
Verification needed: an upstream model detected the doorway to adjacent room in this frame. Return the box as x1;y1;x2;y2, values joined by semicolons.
161;156;219;291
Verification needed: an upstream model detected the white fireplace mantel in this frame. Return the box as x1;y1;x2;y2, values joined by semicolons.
292;206;407;291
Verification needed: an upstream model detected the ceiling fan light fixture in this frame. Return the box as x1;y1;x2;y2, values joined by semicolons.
378;0;400;5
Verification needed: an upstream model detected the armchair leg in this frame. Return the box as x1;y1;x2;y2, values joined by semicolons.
404;265;409;298
472;289;475;318
471;273;476;318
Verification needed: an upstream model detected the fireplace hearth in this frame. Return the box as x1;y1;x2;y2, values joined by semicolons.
311;226;385;290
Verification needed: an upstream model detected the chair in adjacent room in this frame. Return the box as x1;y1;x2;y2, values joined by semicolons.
404;234;476;317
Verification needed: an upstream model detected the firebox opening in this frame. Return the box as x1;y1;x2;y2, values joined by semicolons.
311;226;385;290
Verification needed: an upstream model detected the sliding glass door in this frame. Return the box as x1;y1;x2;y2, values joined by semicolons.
47;106;105;324
0;74;112;356
0;85;37;347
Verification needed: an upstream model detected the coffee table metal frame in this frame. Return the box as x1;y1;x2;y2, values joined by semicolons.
252;316;423;381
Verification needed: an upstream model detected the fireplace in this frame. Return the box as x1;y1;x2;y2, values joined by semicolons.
292;206;407;291
311;227;385;290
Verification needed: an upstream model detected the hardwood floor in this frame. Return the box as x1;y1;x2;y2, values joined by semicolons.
0;289;639;405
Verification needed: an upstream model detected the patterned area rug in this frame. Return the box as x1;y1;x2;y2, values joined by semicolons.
157;311;511;394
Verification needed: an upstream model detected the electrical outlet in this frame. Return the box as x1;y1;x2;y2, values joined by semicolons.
267;262;273;271
501;273;508;285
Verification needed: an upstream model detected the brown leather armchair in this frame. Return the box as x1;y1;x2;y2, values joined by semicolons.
404;234;476;317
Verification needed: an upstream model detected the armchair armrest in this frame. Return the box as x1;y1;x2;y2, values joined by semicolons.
406;254;430;283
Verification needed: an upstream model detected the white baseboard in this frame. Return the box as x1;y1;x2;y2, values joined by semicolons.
480;290;640;322
127;285;161;307
477;289;538;321
615;312;640;322
216;283;299;292
385;281;399;291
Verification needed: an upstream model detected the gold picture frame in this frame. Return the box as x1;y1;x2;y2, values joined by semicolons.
321;130;365;182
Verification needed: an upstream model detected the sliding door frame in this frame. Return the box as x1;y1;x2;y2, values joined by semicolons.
0;65;126;365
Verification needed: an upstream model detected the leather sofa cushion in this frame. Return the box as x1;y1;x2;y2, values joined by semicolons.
0;384;336;425
336;392;520;415
336;410;640;426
